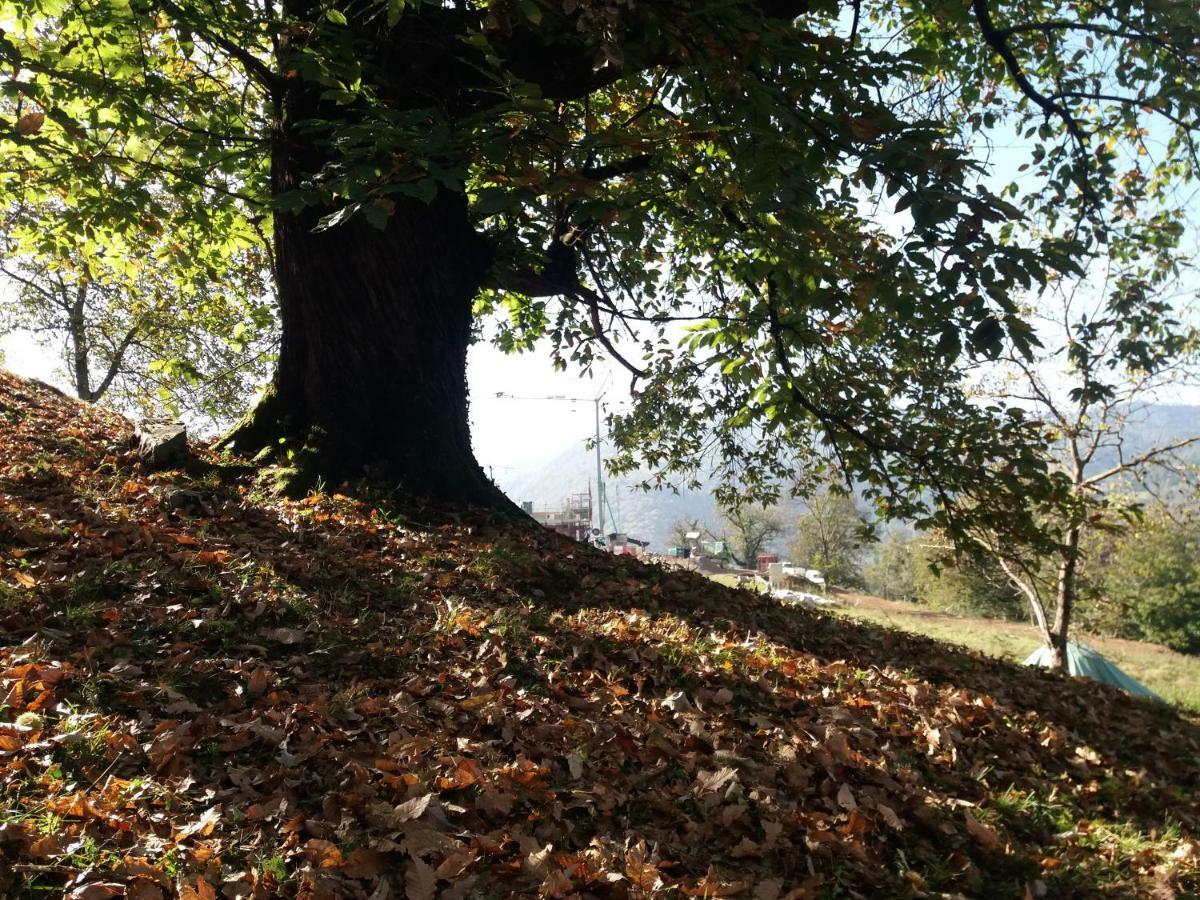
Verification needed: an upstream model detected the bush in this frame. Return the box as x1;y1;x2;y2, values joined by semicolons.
1102;512;1200;653
911;538;1024;620
862;529;916;601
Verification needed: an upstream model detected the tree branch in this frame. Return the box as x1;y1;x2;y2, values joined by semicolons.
154;0;279;91
1083;433;1200;488
970;0;1098;206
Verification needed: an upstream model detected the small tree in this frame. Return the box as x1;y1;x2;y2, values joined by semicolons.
969;273;1200;669
912;535;1024;620
668;517;713;550
789;489;868;587
862;528;916;602
718;504;784;569
1;207;275;424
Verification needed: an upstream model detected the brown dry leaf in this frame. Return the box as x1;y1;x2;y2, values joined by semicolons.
265;626;305;644
67;886;124;900
405;857;438;900
565;752;584;780
457;691;498;710
694;766;738;796
876;804;904;831
245;666;272;698
178;880;218;900
174;805;221;843
395;793;432;822
436;758;480;790
28;834;61;857
342;848;393;878
965;810;1002;850
0;721;33;751
15;112;45;135
304;838;345;868
127;881;166;900
10;570;36;588
682;867;750;897
836;783;858;811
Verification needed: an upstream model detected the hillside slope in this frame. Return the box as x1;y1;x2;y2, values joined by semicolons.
0;371;1196;899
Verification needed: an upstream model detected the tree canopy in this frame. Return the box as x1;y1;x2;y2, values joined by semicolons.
3;0;1198;531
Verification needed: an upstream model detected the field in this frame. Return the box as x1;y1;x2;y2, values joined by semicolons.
833;591;1200;712
703;573;1200;710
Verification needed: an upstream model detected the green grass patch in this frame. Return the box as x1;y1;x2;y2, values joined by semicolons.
835;597;1200;712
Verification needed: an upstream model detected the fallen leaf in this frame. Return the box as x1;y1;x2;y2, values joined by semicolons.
405;857;438;900
174;805;221;842
965;810;1002;850
395;793;433;822
837;783;858;811
67;885;125;900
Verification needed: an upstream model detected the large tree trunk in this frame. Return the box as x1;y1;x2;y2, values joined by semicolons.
226;109;502;506
233;193;503;505
224;0;511;508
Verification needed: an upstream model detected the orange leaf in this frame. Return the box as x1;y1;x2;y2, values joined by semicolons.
16;112;45;135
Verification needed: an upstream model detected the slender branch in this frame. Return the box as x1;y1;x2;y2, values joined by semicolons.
154;0;279;90
572;282;648;380
89;324;141;403
970;0;1098;206
1083;433;1200;487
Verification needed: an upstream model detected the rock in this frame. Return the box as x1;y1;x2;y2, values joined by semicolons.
164;488;204;512
135;420;188;467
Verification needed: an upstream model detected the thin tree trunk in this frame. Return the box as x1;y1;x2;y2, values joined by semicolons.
68;286;92;402
1049;526;1080;672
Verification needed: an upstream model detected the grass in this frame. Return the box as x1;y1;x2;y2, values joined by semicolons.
708;572;768;592
833;591;1200;711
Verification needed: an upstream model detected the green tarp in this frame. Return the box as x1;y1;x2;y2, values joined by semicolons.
1024;640;1163;702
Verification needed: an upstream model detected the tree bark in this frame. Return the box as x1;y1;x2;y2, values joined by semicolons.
223;9;507;507
1048;526;1080;672
226;188;507;505
68;286;92;402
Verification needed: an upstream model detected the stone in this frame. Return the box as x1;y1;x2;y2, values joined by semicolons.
164;488;204;511
135;420;188;467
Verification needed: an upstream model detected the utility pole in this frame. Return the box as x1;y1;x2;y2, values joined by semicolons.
493;391;607;537
594;396;604;537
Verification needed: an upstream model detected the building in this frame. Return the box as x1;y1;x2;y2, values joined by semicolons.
523;491;594;542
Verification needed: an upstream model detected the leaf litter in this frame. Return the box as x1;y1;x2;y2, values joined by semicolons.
0;372;1196;898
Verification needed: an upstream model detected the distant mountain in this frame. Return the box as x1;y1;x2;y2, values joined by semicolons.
1088;404;1200;471
495;403;1200;550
